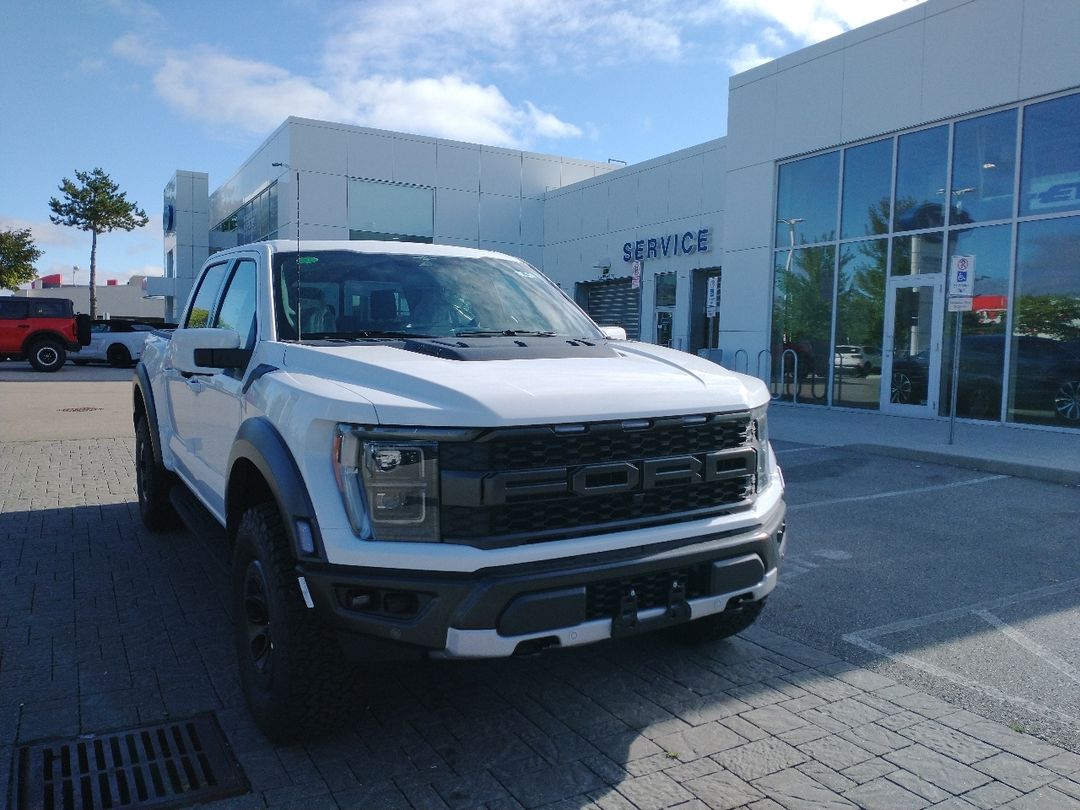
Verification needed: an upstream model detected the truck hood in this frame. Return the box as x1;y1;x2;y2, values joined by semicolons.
280;340;769;426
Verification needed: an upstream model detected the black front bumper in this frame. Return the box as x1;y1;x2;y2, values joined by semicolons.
299;501;786;660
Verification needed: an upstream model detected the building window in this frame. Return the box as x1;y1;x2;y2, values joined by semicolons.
1020;93;1080;217
211;183;278;248
348;179;434;243
772;90;1080;430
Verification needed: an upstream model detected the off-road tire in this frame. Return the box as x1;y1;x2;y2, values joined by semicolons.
135;416;180;531
668;598;766;643
107;343;133;368
28;337;66;372
233;503;353;742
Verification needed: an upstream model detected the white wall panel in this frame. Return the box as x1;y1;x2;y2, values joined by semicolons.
841;22;926;143
562;161;597;186
521;197;545;246
722;163;775;253
725;76;777;171
300;172;347;229
636;167;670;225
700;147;725;217
716;246;773;360
522;156;562;198
291;125;348;175
348;133;394;181
393;137;437;186
922;0;1022;122
581;182;610;237
434;188;479;242
479;194;521;243
553;192;583;242
605;174;639;232
1019;0;1080;99
667;155;704;221
480;150;522;196
774;51;844;158
436;143;481;191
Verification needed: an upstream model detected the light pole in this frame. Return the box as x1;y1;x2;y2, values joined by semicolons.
72;265;79;286
777;218;804;340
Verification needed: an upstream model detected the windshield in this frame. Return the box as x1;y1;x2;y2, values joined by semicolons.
272;250;603;341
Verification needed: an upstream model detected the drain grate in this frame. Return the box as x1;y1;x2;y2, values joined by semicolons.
58;407;103;413
11;714;249;810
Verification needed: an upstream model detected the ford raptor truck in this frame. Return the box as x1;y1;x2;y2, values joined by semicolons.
134;240;786;740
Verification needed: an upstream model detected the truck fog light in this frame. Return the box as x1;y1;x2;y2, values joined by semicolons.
373;488;425;522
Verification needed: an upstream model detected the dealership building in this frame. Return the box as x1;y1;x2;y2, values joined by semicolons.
153;0;1080;430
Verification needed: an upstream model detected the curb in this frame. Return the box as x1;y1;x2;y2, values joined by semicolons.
845;443;1080;487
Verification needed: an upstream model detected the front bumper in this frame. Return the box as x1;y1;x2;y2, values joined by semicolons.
299;496;786;660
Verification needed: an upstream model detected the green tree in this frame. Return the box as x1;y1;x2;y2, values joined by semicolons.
48;168;148;319
0;227;43;291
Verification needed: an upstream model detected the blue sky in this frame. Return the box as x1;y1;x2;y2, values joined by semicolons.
0;0;922;286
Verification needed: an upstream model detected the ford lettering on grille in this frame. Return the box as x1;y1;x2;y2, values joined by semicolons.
482;448;756;505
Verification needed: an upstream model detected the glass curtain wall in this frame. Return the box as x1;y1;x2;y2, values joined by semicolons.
771;89;1080;429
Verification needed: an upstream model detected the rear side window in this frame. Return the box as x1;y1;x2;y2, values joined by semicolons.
29;300;70;317
0;300;29;319
185;262;230;328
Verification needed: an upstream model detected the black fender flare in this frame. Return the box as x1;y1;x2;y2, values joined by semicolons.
133;362;165;467
227;417;324;560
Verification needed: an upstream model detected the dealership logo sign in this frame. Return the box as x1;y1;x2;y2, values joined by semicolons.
623;228;711;262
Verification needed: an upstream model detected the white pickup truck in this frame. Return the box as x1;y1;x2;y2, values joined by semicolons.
134;240;786;740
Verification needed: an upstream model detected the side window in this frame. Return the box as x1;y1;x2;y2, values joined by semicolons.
30;300;67;317
213;260;258;349
0;300;28;319
185;262;230;328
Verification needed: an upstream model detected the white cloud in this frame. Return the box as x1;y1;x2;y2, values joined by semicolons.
0;217;82;249
722;0;924;45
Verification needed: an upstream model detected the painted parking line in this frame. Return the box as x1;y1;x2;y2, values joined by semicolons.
789;474;1008;511
842;578;1080;723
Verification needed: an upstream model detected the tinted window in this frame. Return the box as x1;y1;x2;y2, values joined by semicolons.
29;300;69;317
0;300;28;319
776;152;840;246
185;262;230;328
213;260;258;349
1020;92;1080;217
841;139;893;238
895;126;948;232
951;110;1017;224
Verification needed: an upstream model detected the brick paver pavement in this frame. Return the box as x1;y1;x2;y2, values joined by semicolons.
2;437;1079;809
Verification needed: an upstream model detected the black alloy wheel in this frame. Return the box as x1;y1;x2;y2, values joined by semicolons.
1055;380;1080;422
107;343;132;367
135;416;180;530
242;559;274;679
891;371;912;404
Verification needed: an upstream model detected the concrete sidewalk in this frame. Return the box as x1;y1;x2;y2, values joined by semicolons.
768;403;1080;486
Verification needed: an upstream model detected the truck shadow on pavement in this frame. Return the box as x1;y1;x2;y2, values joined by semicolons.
0;501;898;809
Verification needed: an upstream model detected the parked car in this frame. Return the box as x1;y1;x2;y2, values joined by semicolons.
72;319;157;367
0;297;90;371
890;335;1080;422
834;345;880;376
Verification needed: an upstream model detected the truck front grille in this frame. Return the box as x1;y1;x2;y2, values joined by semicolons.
439;412;757;548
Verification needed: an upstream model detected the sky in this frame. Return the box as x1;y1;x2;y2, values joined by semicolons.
0;0;924;288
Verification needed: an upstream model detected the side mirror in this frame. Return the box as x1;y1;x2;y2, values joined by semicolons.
171;328;249;373
599;325;627;341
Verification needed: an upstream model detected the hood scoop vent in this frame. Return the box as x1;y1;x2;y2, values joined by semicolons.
399;337;618;361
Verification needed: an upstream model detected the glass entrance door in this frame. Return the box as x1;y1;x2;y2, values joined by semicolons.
881;276;944;415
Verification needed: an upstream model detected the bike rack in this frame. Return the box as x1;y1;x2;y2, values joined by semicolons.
780;348;799;404
732;348;748;375
756;348;771;381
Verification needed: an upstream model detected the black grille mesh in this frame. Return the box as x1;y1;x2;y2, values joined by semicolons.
439;413;756;546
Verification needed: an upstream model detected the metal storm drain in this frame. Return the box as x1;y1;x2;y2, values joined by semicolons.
58;407;103;413
11;715;249;810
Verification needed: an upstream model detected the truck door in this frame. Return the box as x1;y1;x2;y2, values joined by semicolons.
164;260;231;505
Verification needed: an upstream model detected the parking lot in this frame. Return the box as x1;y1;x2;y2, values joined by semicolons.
2;370;1079;809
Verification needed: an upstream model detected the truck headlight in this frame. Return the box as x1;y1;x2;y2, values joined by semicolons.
333;427;440;541
751;405;773;492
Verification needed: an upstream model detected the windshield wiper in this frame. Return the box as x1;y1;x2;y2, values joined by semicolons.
454;329;557;337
